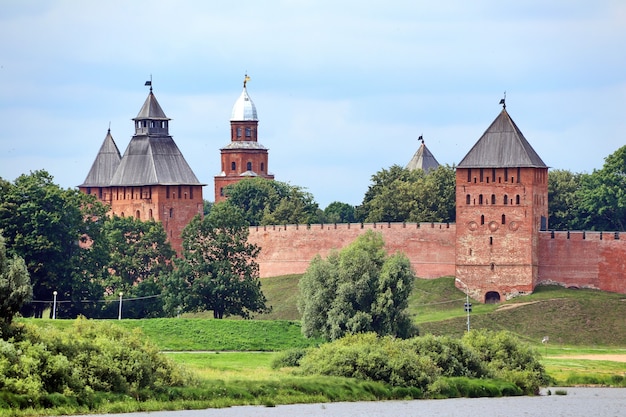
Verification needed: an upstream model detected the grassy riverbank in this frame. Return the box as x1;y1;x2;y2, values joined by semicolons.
8;275;626;415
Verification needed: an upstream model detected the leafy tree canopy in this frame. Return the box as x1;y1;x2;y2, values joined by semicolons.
163;202;270;319
357;165;456;223
577;145;626;231
298;230;417;340
224;177;321;225
547;169;584;231
0;233;32;326
102;216;175;318
322;201;357;224
0;171;109;318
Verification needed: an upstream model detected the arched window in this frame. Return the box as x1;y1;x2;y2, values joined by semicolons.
169;208;174;218
149;209;153;219
480;215;485;225
247;161;252;171
503;194;508;205
136;210;140;219
491;194;496;204
478;194;483;204
502;214;506;224
261;162;265;172
245;127;251;137
237;127;242;138
466;194;471;204
516;195;520;205
231;162;236;171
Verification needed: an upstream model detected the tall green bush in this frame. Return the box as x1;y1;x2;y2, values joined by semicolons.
0;318;192;406
298;231;417;340
462;329;549;394
296;330;549;396
298;333;439;392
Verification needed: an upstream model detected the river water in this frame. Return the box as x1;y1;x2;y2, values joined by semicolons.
81;388;625;417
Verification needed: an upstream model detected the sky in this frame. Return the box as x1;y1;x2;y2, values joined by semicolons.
1;0;625;209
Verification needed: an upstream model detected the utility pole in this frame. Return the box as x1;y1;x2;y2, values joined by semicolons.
456;278;471;332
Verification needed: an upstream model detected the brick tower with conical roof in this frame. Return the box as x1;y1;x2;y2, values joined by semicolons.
455;103;548;302
214;76;274;202
79;85;204;253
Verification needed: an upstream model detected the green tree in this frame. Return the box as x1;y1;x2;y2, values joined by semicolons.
548;169;583;230
323;201;356;223
224;177;321;225
356;165;416;221
163;202;270;319
0;234;32;325
578;145;626;231
0;171;109;318
298;230;417;340
358;165;456;223
102;216;175;318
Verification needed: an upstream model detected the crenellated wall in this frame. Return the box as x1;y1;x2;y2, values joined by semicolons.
248;222;457;279
249;223;626;297
538;230;626;294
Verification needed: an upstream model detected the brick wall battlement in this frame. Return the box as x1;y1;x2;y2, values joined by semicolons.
248;222;457;279
538;230;626;294
248;223;626;297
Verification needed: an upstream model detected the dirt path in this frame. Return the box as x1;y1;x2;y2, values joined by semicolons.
549;354;626;362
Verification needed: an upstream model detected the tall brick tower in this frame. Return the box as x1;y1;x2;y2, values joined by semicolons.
214;76;274;202
455;104;548;302
79;85;205;253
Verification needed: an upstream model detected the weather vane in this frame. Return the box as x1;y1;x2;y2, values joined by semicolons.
144;74;153;92
418;135;424;144
499;91;506;109
243;73;250;88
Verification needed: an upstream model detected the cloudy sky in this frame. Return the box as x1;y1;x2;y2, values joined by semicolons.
1;0;624;208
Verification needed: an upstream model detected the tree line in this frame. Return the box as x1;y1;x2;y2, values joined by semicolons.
0;171;269;321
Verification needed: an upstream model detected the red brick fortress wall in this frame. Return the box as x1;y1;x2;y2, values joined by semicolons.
538;231;626;294
248;222;457;278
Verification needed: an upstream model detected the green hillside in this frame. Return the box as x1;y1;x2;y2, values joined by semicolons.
259;274;626;347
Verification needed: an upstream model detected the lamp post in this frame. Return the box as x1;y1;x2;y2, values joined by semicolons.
455;278;471;332
52;291;57;320
118;292;123;320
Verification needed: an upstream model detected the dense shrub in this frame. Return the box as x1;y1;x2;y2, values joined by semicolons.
462;329;549;394
405;334;487;378
298;333;440;392
270;348;310;369
297;330;549;396
0;318;192;407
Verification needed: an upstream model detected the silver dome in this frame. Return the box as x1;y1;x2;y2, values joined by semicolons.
230;86;258;121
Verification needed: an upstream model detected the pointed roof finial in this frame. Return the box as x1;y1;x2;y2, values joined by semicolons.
144;74;153;92
418;134;424;145
499;91;506;109
243;73;250;88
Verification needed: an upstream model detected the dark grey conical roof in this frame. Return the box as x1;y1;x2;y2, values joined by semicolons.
458;109;547;168
79;129;122;187
406;142;440;172
81;90;203;187
110;135;202;186
133;91;170;121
